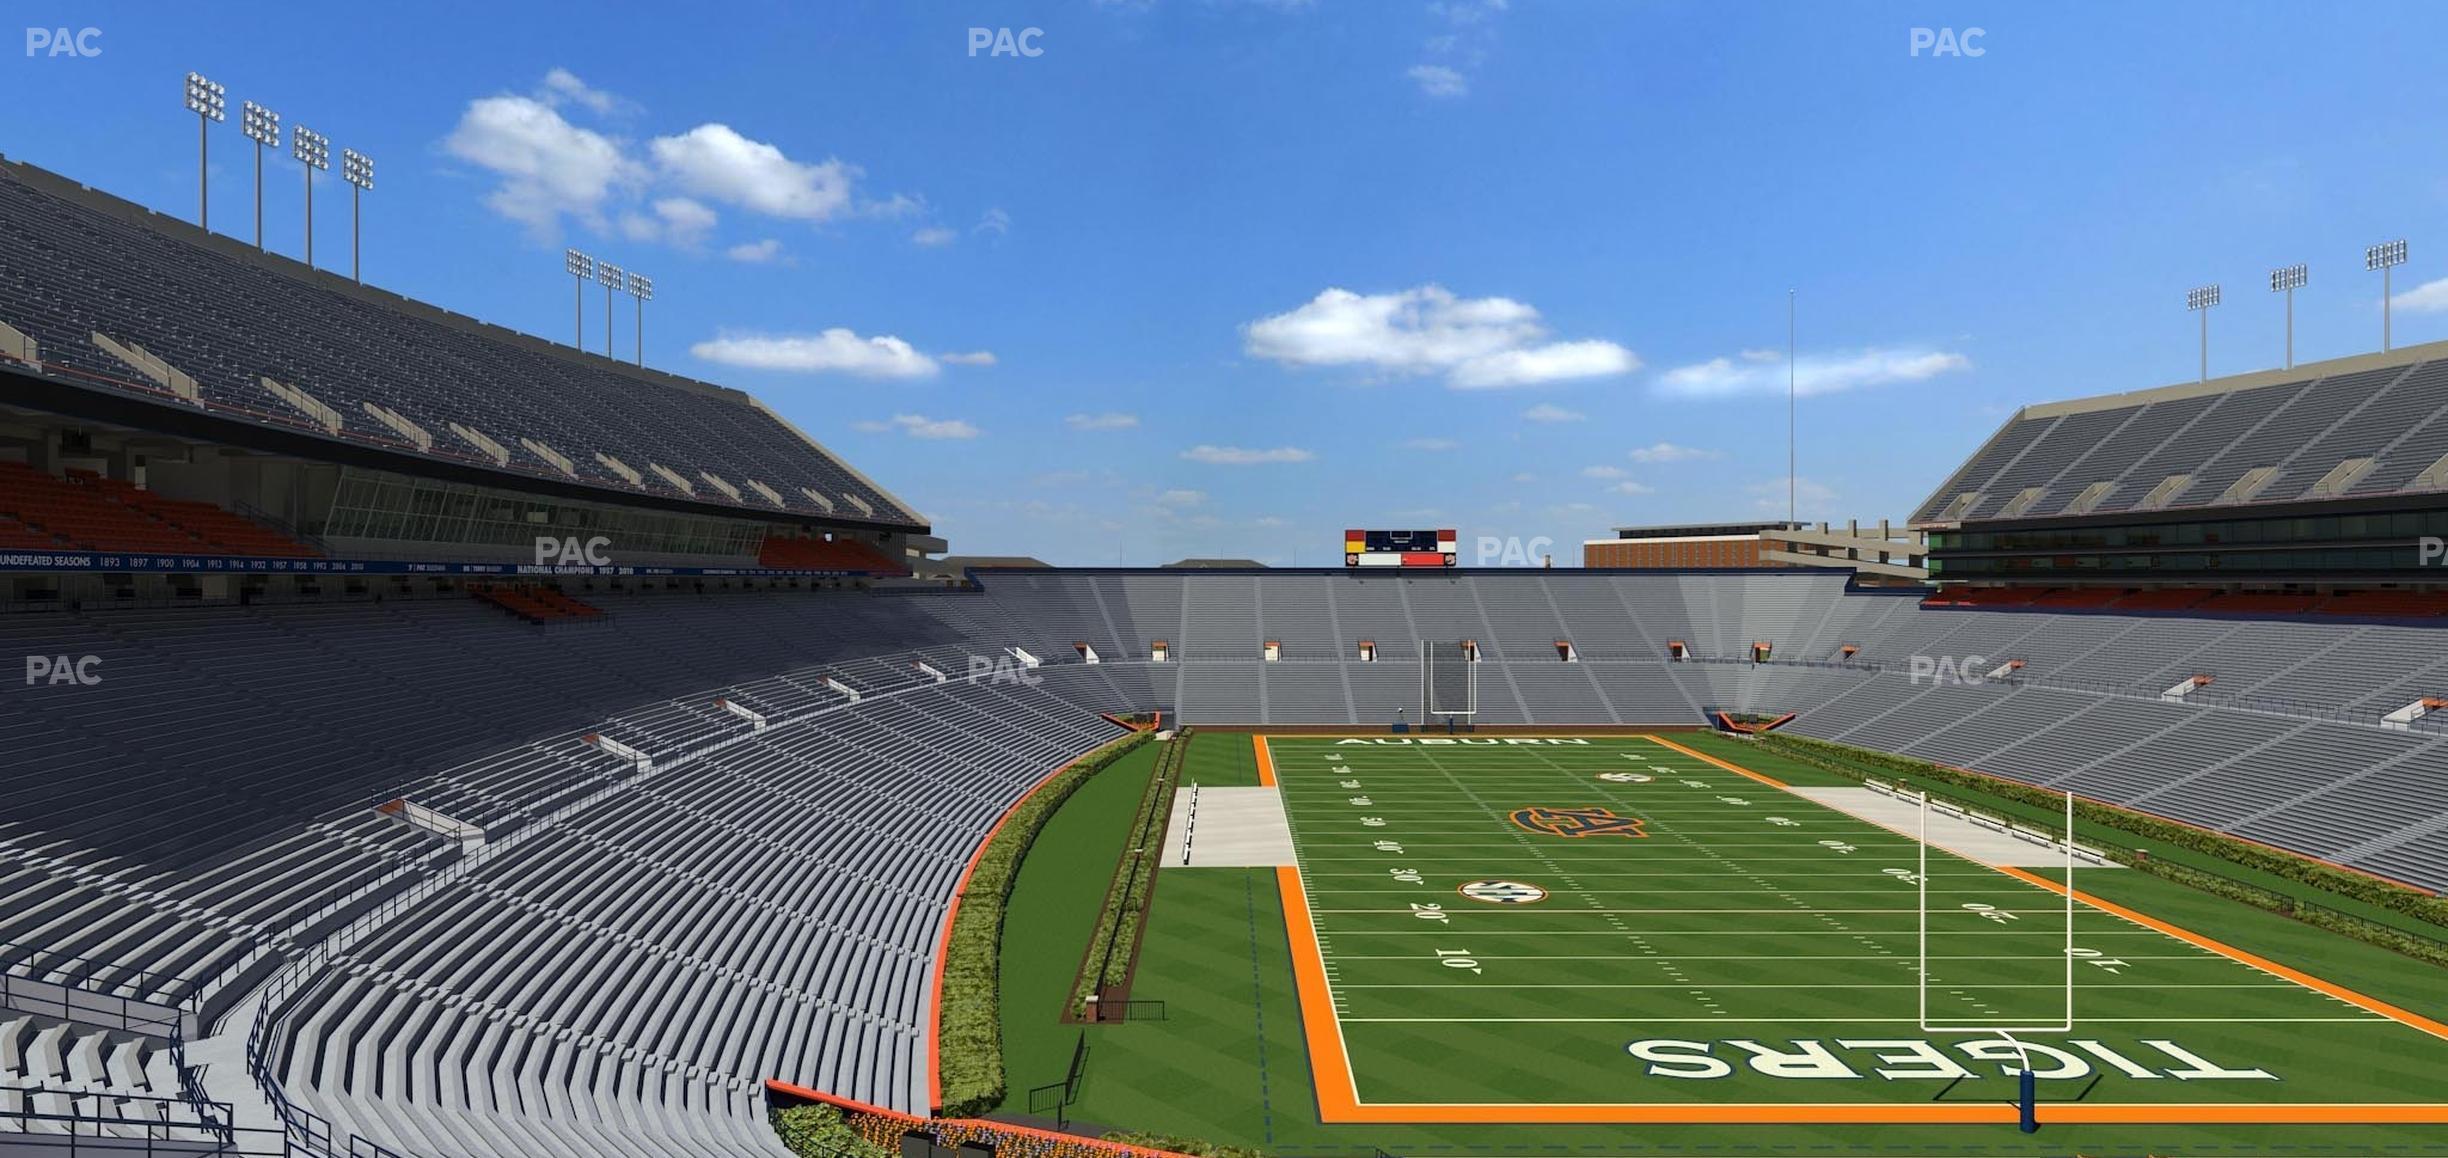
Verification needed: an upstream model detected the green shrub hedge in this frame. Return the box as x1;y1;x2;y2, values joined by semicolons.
1100;1129;1268;1158
772;1103;895;1158
1069;733;1188;1016
935;731;1152;1118
1757;733;2448;933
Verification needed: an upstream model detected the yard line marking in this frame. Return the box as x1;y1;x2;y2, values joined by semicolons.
1262;734;2448;1124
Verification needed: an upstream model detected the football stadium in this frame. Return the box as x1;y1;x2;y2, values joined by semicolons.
6;8;2448;1158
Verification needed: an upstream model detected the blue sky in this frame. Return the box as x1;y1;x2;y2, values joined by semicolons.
9;1;2448;564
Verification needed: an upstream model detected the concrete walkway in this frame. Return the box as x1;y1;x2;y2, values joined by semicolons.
1786;786;2119;869
1160;785;1295;867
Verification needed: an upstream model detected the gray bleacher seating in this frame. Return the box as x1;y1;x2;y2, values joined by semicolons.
0;160;917;529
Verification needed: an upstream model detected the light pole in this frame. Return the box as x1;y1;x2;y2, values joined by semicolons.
2269;264;2306;370
341;149;373;284
1786;288;1796;527
2185;284;2220;383
184;72;225;229
292;126;329;267
597;261;624;358
2367;239;2408;352
626;272;653;366
240;101;279;249
565;249;594;348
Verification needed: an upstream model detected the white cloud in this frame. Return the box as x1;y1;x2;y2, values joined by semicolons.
1659;346;1970;399
540;68;627;116
1404;437;1461;451
1627;441;1721;463
912;225;958;247
1609;480;1655;496
1407;64;1468;98
1253;515;1288;528
690;329;940;379
443;94;639;233
1510;472;1537;483
938;351;998;366
1066;412;1140;431
649;124;859;222
725;238;784;263
1581;465;1628;479
1181;445;1316;465
2392;277;2448;314
1521;403;1585;423
1155;489;1206;508
620;196;716;246
975;207;1012;235
1450;340;1638;389
860;413;980;440
1242;284;1638;389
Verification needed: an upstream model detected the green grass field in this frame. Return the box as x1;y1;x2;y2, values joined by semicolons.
1269;735;2448;1117
998;732;2448;1156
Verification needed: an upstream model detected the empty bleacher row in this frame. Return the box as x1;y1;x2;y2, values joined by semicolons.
0;1010;226;1146
1911;354;2448;523
261;666;1125;1158
0;159;919;528
0;591;993;1015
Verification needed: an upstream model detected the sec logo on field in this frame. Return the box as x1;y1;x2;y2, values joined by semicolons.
1599;771;1653;783
1458;880;1548;904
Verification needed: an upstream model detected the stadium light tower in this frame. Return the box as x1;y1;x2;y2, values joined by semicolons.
2269;263;2307;370
239;102;279;249
626;272;653;366
597;261;624;358
292;125;329;268
341;149;373;284
2368;239;2409;352
184;73;226;229
2185;283;2220;383
564;249;594;348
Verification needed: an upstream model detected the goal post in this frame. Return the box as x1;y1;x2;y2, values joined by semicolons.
1419;638;1479;722
1914;787;2076;1134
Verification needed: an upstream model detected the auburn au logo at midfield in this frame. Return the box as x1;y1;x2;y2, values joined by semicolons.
1508;806;1648;839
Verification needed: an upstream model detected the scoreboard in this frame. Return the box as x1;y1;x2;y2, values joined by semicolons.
1345;529;1457;568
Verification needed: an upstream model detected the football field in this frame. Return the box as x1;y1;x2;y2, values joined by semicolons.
1257;734;2448;1126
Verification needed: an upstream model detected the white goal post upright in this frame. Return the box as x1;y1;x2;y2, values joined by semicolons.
1915;786;2075;1033
1915;786;2074;1134
1419;638;1480;723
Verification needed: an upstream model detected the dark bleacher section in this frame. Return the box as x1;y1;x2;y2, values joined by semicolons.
1912;352;2448;523
0;160;919;530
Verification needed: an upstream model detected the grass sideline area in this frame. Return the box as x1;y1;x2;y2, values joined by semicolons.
1746;732;2448;956
1011;731;2448;1157
937;730;1153;1117
1069;732;1191;1017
